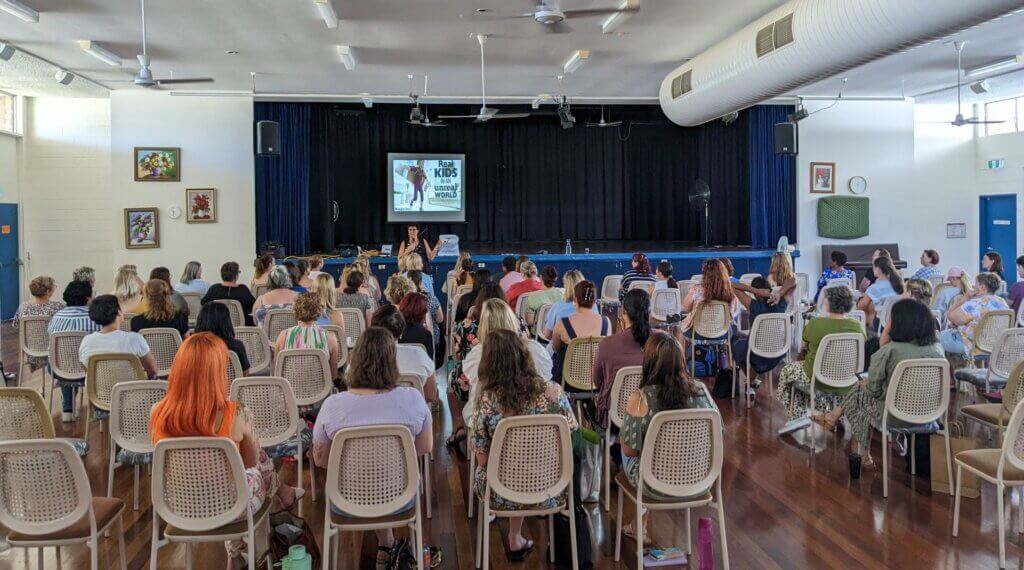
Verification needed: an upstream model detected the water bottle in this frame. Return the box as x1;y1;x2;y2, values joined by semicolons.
697;517;714;570
565;239;572;255
278;545;313;570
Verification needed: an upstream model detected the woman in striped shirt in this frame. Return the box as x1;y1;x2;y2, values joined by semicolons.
619;252;656;300
274;292;340;375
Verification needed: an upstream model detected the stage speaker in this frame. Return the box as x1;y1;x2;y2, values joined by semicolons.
256;120;280;156
336;244;360;257
259;241;285;258
774;122;798;155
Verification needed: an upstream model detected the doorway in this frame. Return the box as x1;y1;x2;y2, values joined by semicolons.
979;194;1017;284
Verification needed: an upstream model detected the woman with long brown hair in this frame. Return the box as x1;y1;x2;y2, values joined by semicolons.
151;333;302;562
470;329;577;561
131;279;189;337
857;256;905;326
550;280;612;383
680;258;740;333
251;253;276;290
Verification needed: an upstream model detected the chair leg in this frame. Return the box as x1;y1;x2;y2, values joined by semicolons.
415;493;424;566
636;494;643;570
247;521;256;570
149;511;161;570
423;454;432;519
84;405;92;440
567;491;579;570
716;479;730;570
998;483;1007;569
468;448;476;518
603;431;611;512
475;500;483;569
185;544;192;570
944;432;954;503
614;486;624;561
685;508;692;554
117;517;127;570
107;442;116;499
952;464;963;536
548;512;555;562
481;502;491;570
1018;487;1024;535
910;434;916;475
90;534;99;570
133;465;140;511
321;515;332;570
17;357;23;389
882;431;889;499
296;437;305;519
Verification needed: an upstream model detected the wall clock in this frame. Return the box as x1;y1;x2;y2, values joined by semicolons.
848;176;867;195
167;205;183;219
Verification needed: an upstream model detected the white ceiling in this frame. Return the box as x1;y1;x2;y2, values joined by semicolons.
0;0;1022;106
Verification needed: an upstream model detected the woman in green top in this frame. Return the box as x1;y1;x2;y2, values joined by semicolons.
776;286;865;426
813;298;943;468
620;331;712;545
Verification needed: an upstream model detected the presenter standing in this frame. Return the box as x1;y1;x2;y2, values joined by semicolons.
399;224;442;271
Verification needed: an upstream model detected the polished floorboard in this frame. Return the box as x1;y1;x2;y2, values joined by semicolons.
0;326;1017;569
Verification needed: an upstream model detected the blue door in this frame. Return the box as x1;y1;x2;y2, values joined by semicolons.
0;204;18;319
979;194;1017;284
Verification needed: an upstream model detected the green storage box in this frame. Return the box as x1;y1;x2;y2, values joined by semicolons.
817;196;869;239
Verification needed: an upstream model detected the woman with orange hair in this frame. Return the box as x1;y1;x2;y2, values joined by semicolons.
151;332;303;561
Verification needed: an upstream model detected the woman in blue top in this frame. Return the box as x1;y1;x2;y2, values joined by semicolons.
815;250;855;302
857;256;904;328
543;269;597;338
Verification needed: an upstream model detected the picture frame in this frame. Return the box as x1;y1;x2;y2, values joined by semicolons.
185;188;217;223
124;207;159;249
809;162;836;194
134;147;180;182
946;222;967;239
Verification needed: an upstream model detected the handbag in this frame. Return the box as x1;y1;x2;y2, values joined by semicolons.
930;431;981;498
553;503;595;569
260;511;322;570
688;345;720;378
574;428;603;504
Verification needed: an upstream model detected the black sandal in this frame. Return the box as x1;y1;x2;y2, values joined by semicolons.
507;539;534;562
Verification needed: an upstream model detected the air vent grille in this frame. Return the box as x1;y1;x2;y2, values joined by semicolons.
756;12;795;57
670;70;693;99
756;25;775;57
774;14;795;48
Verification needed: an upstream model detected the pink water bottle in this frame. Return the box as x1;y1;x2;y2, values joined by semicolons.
697;517;714;570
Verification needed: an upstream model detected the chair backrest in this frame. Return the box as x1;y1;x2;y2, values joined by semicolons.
691;301;731;339
263;309;298;346
226;350;244;385
180;293;203;325
639;409;724;499
628;281;651;291
229;377;299;448
487;414;573;506
650;288;682;322
396;373;427;402
974;310;1015;355
213;299;246;328
795;272;810;302
748;314;791;359
254;283;270;299
534;303;553;341
86;353;146;413
826;277;853;289
562;336;603;391
677;280;697;301
926;274;946;288
846;310;867;326
152;436;250;532
884;358;950;425
689;274;703;283
19;315;51;358
235;326;272;374
515;292;538;321
273;348;333;407
139;328;183;377
337;308;366;348
601;275;623;301
609;366;642;429
812;333;864;390
120;313;136;332
324;424;419;518
0;388;54;440
931;283;954;309
320;324;349;369
1003;361;1024;415
110;381;167;454
0;439;92;536
989;328;1024;378
738;273;761;285
48;331;87;381
998;398;1024;472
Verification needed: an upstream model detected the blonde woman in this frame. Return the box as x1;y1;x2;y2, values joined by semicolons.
444;252;473;295
385;273;415;306
112;265;143;312
934;266;971;317
402;252;436;294
767;251;798;305
175;261;211;295
351;256;380;302
543;269;595;338
310;273;344;327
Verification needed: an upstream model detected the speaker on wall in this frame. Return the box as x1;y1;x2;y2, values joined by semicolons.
256;120;280;156
774;122;798;155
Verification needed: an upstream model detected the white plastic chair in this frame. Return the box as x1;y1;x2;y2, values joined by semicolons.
337;307;366;348
927;274;946;289
235;326;273;376
108;380;167;510
84;353;146;440
477;415;578;570
743;314;791;409
739;273;761;284
826;277;853;289
321;425;423;570
689;274;703;283
600;275;623;305
961;361;1024;446
150;436;272;570
396;373;433;519
320;324;350;371
179;292;203;327
795;272;810;302
534;303;553;342
650;288;682;324
515;291;539;323
677;280;697;303
561;336;604;420
274;349;333;413
955;328;1024;393
263;308;298;347
48;331;88;416
879;358;952;499
213;299;246;328
846;310;867;326
794;333;864;450
688;301;733;382
139;328;182;379
614;409;729;570
17;314;50;390
254;283;270;299
971;310;1015;366
603;365;642;511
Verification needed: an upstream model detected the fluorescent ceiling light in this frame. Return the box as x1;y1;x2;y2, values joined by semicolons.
314;0;338;29
78;40;121;67
0;0;38;23
337;45;356;70
601;0;638;34
0;43;14;61
563;50;589;74
965;54;1024;77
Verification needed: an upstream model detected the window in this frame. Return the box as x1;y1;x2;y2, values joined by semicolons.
984;95;1023;136
0;92;14;135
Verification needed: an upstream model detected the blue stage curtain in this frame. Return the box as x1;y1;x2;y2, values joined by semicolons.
748;105;796;248
254;102;311;256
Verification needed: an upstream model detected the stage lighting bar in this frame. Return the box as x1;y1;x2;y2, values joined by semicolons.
337;45;356;70
964;54;1024;78
0;0;38;23
313;0;338;29
78;40;121;67
563;50;589;74
601;0;638;34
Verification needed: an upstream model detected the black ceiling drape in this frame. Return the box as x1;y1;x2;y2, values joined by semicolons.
296;103;752;250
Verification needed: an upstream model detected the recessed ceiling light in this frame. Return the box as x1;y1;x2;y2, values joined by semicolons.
225;50;239;55
476;8;489;13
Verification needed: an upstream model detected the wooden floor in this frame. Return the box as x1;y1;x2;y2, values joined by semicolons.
0;327;1018;570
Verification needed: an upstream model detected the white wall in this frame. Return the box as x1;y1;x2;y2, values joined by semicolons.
109;91;256;284
0;133;19;205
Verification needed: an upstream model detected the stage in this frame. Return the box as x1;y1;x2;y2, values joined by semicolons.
319;243;798;308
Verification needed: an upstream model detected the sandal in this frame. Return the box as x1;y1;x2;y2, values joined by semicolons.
622;523;653;547
811;413;839;432
375;545;391;570
279;487;305;511
446;426;467;448
507;539;534;562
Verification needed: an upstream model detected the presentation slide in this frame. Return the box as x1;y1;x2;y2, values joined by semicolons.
387;153;466;223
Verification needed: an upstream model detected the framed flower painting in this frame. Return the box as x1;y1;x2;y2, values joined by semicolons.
185;188;217;223
134;147;180;182
124;208;159;249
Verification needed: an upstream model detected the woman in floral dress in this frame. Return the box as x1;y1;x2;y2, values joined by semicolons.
13;276;66;370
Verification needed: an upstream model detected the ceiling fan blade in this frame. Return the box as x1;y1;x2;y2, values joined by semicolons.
562;7;638;18
486;113;532;120
965;118;1006;124
154;77;214;85
459;11;533;22
543;20;572;33
437;114;481;119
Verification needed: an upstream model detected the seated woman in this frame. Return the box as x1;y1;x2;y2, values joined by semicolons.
306;255;326;281
550;280;611;384
283;260;306;294
863;278;934;366
201;261;257;326
384;273;415;307
455;269;493;323
175;261;212;295
650;261;678;293
857;256;904;327
470;329;577;561
151;333;302;564
143;267;190;318
731;276;790;391
912;249;942;280
397;292;434;357
812;299;943;468
679;258;740;338
523;266;563;331
194;302;250;376
934;267;972;317
815;250;855;302
352;256;382;304
776;286;865;430
505;261;544;310
766;252;799;306
13;275;66;371
593;289;651;429
940;272;1009;358
983;251;1005;283
335;270;375;328
620;331;713;543
273;292;340;375
543;269;595;339
371;305;437;404
253;266;299;326
407;270;444;351
250;253;275;291
857;248;893;293
112;265;143;313
310;273;345;328
130;279;189;337
619;252;656;300
461;298;552;393
402;253;435;295
311;326;432;566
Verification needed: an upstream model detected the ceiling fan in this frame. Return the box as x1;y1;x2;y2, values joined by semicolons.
584;106;622;128
438;35;532;123
407;75;446;128
939;41;1005;127
125;0;213;88
461;1;638;34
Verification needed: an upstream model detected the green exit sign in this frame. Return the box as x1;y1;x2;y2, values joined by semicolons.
988;158;1006;169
